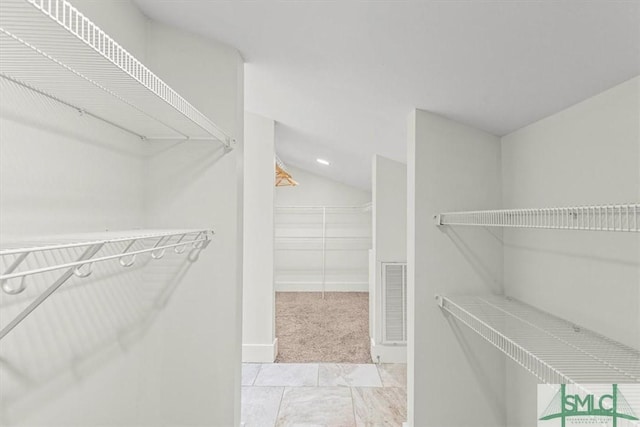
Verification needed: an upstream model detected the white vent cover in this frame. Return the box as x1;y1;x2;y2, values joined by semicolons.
382;262;407;344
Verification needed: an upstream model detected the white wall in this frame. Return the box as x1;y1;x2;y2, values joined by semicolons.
0;2;244;426
406;78;639;427
274;165;372;292
0;0;147;240
275;165;371;207
501;76;640;426
140;19;244;427
0;66;150;427
242;112;277;362
373;156;407;263
370;155;407;363
407;109;505;427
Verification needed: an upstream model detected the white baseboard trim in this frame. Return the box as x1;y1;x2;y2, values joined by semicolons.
275;282;369;292
370;338;407;363
242;338;278;363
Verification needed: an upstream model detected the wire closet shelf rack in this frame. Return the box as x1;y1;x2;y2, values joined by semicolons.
0;0;234;148
435;295;640;384
435;203;639;232
275;205;372;298
0;229;214;340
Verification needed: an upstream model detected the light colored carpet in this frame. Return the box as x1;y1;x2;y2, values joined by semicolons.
275;292;372;364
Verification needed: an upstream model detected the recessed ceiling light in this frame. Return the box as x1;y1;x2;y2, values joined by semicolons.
316;158;330;166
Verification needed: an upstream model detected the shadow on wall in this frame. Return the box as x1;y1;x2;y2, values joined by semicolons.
0;79;147;159
440;227;503;293
144;139;229;204
0;242;204;424
446;317;506;421
503;241;640;267
434;226;507;423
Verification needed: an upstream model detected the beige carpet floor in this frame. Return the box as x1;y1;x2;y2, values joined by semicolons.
275;292;372;364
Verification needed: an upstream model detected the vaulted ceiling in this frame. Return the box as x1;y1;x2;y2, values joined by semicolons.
135;1;640;190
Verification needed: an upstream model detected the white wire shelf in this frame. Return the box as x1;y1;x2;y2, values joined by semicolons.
436;294;640;384
435;204;639;232
275;281;369;287
274;236;371;252
275;205;372;214
274;236;372;240
0;229;213;340
0;0;233;147
274;205;371;298
275;222;371;227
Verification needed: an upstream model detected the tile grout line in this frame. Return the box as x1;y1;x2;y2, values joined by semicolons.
374;363;384;387
252;364;263;386
350;387;357;426
272;386;286;427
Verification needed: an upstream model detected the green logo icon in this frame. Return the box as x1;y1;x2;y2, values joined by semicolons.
539;384;638;427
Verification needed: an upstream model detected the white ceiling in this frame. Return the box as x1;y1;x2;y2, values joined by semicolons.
135;1;639;190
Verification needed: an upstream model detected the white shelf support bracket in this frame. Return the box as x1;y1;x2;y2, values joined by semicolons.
118;239;137;267
1;251;30;294
224;138;237;152
0;243;105;341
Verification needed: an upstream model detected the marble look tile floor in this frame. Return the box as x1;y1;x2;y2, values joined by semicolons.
242;363;407;427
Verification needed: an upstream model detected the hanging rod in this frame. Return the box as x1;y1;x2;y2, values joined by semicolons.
435;203;639;232
0;230;213;283
0;229;213;340
0;230;203;256
436;294;640;384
